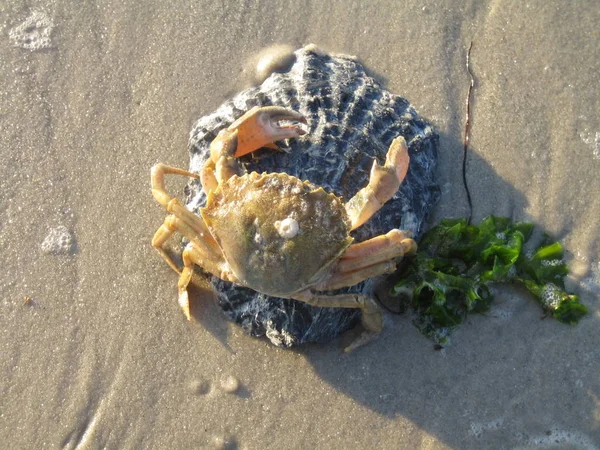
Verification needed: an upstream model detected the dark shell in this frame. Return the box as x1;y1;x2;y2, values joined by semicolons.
185;46;440;348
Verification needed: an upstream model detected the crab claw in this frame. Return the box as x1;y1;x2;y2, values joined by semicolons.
227;106;307;157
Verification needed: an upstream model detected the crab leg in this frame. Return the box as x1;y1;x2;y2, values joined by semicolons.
152;213;222;272
205;106;307;186
344;136;410;230
338;229;417;272
177;242;239;320
317;261;397;291
152;212;237;320
292;290;382;352
152;214;186;274
314;230;417;291
151;163;198;207
151;163;221;254
151;162;234;317
205;128;242;186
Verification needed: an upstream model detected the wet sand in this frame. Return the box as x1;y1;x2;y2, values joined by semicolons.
1;1;599;448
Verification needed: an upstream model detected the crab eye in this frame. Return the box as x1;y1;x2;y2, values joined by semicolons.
274;217;299;239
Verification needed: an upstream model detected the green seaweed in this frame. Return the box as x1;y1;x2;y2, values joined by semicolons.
391;216;587;343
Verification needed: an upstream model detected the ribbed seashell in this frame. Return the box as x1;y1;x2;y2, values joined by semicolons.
184;45;440;348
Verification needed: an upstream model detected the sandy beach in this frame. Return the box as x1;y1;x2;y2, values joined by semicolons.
1;1;599;448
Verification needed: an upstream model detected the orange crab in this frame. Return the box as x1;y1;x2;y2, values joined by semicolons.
151;106;416;351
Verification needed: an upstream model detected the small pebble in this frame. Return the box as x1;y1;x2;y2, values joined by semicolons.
212;436;225;449
219;375;240;394
211;435;236;450
253;44;296;83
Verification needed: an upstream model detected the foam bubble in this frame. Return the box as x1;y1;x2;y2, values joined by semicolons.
580;260;600;295
469;418;505;438
491;308;514;322
580;130;600;160
526;427;598;449
540;283;561;310
9;11;54;51
41;226;75;255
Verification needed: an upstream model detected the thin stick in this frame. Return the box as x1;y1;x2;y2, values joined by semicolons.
463;41;475;225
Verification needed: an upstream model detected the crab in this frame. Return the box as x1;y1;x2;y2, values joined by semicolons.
151;106;417;351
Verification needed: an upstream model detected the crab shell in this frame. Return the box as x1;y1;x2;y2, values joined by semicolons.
202;171;353;297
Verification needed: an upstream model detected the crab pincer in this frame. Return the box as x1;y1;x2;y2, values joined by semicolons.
202;106;307;191
228;106;307;157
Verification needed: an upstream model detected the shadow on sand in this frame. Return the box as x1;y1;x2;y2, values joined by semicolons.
297;142;600;448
